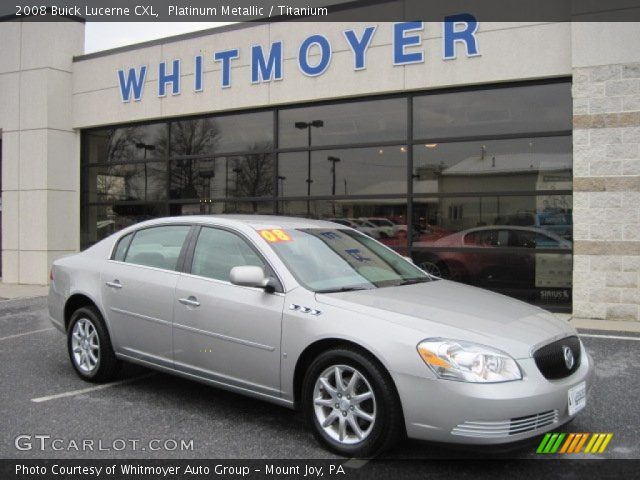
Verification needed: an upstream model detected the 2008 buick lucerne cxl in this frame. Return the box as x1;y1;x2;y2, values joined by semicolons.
49;216;593;456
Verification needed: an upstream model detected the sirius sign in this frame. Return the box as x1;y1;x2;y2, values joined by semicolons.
117;17;480;103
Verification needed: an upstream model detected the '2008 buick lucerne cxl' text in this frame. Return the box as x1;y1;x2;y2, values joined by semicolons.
49;216;593;456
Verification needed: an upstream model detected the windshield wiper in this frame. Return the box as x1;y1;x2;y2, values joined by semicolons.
396;278;431;286
315;286;373;293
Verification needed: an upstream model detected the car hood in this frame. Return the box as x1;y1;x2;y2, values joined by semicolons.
315;280;576;359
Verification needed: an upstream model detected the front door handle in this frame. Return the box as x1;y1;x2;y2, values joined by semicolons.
179;296;200;307
105;280;122;289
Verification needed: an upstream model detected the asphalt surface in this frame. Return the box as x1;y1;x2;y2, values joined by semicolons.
1;296;639;464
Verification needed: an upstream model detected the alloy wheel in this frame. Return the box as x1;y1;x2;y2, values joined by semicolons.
71;318;100;373
312;365;377;445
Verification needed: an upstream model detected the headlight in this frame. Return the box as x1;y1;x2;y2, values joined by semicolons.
417;338;522;383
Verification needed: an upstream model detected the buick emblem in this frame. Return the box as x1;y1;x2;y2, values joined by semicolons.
563;345;575;370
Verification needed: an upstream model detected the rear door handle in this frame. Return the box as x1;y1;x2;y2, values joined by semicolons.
179;296;200;307
105;280;122;289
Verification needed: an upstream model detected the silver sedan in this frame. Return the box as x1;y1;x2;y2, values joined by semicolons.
48;215;594;456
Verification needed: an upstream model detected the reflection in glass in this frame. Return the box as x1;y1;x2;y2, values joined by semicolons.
81;204;169;248
278;199;408;254
279;98;407;148
413;83;572;139
413;137;572;194
169;153;275;201
83;124;168;164
410;194;572;310
278;146;407;198
169;201;275;216
171;112;273;156
85;163;167;202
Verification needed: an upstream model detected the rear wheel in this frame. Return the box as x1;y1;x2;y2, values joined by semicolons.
67;306;121;382
302;348;403;457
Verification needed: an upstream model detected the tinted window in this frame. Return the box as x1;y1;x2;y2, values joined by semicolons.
113;233;133;261
124;226;190;270
191;228;265;282
413;83;571;139
279;99;407;148
278;146;407;197
171;112;273;156
82;124;168;164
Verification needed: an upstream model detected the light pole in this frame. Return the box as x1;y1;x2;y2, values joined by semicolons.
278;175;286;213
135;142;155;200
294;120;324;216
327;156;340;215
233;166;242;211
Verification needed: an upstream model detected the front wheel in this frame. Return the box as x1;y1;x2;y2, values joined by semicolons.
67;306;121;383
302;348;404;457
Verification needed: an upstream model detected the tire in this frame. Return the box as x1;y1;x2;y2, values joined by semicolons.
67;306;121;383
302;347;404;457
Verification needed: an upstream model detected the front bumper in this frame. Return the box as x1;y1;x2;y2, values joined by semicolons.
395;350;595;445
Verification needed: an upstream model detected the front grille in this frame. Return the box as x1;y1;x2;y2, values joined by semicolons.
451;410;558;438
533;336;581;380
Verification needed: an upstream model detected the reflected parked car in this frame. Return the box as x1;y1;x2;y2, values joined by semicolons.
413;226;572;288
329;218;380;239
364;217;400;237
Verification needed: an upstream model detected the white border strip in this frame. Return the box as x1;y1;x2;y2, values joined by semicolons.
31;373;156;403
0;327;54;341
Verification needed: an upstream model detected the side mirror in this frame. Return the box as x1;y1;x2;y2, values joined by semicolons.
230;266;275;292
403;256;415;265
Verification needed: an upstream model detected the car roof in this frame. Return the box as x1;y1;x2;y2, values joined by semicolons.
130;215;342;231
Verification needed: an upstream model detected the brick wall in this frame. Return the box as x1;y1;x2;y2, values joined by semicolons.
573;63;640;321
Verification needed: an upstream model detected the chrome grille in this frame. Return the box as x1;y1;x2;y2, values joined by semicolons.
451;410;558;438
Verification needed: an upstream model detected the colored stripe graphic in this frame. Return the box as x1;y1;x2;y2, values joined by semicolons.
598;433;613;453
574;433;589;453
559;433;575;453
536;433;613;454
537;433;552;453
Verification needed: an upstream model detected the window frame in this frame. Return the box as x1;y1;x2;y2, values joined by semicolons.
183;225;284;293
109;223;196;273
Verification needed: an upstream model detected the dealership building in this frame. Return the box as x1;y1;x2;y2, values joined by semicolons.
0;14;639;321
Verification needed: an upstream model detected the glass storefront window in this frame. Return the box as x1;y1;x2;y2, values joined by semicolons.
279;98;407;148
277;146;408;197
413;83;572;140
412;136;572;194
80;81;573;311
171;111;273;156
82;124;168;164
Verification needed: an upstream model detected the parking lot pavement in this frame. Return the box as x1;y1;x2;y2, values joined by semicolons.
1;297;639;461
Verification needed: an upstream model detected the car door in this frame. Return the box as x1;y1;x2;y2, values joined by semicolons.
101;224;192;368
173;226;285;397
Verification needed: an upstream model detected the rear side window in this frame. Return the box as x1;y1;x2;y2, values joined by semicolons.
124;226;191;271
113;233;133;261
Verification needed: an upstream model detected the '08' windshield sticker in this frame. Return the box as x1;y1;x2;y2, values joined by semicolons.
259;229;292;243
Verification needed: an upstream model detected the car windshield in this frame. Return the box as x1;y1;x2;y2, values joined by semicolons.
263;228;433;292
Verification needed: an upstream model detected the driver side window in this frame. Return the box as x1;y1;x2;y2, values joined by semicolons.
191;227;266;282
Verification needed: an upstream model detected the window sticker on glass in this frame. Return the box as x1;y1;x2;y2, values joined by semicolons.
320;231;342;240
259;229;292;243
345;248;371;262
